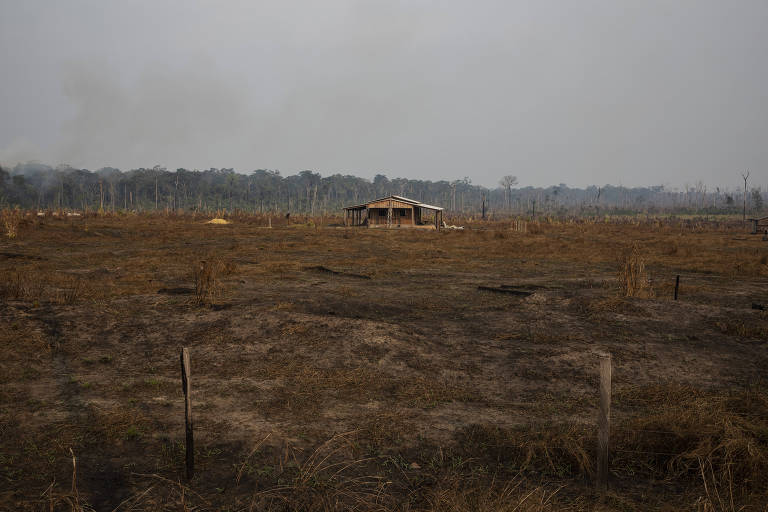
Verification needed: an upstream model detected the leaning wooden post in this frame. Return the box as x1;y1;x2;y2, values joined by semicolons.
674;275;680;301
180;347;194;480
597;353;612;491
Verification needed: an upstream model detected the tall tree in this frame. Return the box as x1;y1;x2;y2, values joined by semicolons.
741;171;750;221
499;175;518;210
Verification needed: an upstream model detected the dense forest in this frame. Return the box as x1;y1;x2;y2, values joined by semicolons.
0;162;764;217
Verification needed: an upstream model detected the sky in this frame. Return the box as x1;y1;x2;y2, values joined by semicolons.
0;0;766;189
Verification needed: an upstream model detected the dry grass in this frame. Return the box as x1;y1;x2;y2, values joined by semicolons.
55;275;87;305
1;212;767;511
1;208;22;239
250;431;390;511
613;384;768;498
35;449;96;512
193;257;225;304
0;270;91;304
456;423;593;477
23;384;764;511
415;477;559;512
0;270;44;301
617;243;654;298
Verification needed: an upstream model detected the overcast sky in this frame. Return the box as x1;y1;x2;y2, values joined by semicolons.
1;1;766;188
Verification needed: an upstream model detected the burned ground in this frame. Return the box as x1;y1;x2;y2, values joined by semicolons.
1;214;767;510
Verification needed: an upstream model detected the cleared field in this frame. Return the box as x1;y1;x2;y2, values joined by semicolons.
1;213;767;511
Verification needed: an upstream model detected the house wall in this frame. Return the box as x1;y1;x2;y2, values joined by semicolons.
367;199;415;210
368;207;416;225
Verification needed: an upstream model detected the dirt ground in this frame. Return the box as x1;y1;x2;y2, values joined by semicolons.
1;214;767;511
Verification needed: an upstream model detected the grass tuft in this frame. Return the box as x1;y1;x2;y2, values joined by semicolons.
617;243;654;297
193;257;225;304
1;209;22;239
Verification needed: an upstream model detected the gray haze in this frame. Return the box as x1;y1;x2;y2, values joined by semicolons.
1;0;766;188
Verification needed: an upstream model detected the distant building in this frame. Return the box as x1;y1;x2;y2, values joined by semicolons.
747;216;768;234
343;195;444;230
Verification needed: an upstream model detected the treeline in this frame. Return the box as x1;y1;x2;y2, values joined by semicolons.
0;162;764;217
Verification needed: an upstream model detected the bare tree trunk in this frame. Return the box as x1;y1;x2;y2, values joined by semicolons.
742;171;750;221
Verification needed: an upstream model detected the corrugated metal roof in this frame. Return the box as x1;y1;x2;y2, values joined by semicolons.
413;202;443;211
343;195;443;211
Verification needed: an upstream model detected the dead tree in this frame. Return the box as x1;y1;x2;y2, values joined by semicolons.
741;171;750;222
499;175;518;211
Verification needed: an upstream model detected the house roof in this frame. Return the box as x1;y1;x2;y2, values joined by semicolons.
343;195;443;211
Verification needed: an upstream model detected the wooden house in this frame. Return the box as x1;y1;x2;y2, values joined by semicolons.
343;195;444;230
748;216;768;234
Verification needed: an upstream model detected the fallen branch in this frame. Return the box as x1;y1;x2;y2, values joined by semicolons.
478;286;533;296
304;265;371;280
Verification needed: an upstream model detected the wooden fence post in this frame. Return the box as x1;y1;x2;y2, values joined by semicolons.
674;275;680;301
597;353;612;491
180;347;194;480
